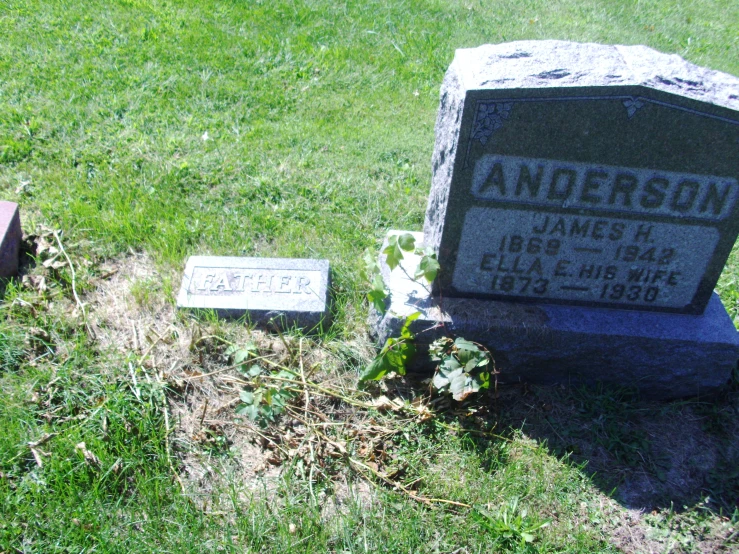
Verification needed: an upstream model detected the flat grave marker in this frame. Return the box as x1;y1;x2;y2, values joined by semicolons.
177;256;330;328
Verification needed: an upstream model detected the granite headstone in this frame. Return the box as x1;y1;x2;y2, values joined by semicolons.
373;41;739;398
425;41;739;315
177;256;330;328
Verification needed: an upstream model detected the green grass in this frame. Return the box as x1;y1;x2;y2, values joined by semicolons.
2;0;739;551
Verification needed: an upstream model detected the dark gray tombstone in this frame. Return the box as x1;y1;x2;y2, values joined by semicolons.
373;42;739;398
0;201;21;278
425;41;739;315
177;256;330;328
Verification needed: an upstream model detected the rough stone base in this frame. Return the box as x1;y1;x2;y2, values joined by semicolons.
371;232;739;400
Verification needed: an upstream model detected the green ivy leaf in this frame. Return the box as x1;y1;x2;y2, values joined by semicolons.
367;274;388;313
478;371;491;390
360;315;417;384
429;337;452;361
228;343;258;369
363;249;380;276
454;338;478;361
247;365;263;377
441;356;461;373
236;378;295;425
359;350;395;382
414;253;440;282
359;313;419;386
367;288;387;313
235;403;260;420
397;233;416;252
432;371;450;390
234;349;250;365
260;405;274;422
240;391;254;404
272;393;286;409
463;376;482;400
383;235;404;270
384;340;415;374
454;338;489;369
399;311;420;340
430;336;493;400
448;370;469;400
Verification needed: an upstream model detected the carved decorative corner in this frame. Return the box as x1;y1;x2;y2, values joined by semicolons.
623;97;645;119
471;102;513;145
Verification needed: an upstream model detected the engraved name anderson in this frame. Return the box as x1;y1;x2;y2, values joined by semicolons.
472;154;738;220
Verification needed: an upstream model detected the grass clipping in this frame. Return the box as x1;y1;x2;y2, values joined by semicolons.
181;329;465;509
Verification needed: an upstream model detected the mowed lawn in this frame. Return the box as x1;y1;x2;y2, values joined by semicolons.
1;0;739;552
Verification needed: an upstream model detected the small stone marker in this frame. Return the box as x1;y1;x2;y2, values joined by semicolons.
373;41;739;398
0;201;21;277
177;256;330;328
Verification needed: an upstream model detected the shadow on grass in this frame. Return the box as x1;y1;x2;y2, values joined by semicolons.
464;378;739;515
396;363;739;515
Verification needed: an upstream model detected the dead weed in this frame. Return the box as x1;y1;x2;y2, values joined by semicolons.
83;252;429;514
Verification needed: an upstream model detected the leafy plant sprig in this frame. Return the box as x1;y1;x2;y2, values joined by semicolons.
364;250;389;313
226;344;296;426
382;233;439;282
359;312;420;384
414;245;440;282
364;233;439;315
382;232;416;271
430;337;495;401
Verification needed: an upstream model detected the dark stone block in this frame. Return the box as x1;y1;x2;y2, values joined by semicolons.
0;202;21;278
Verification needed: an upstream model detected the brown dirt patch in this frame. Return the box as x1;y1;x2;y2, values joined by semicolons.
85;252;377;511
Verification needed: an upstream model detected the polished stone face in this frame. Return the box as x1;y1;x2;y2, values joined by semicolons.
177;256;329;327
424;41;739;314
